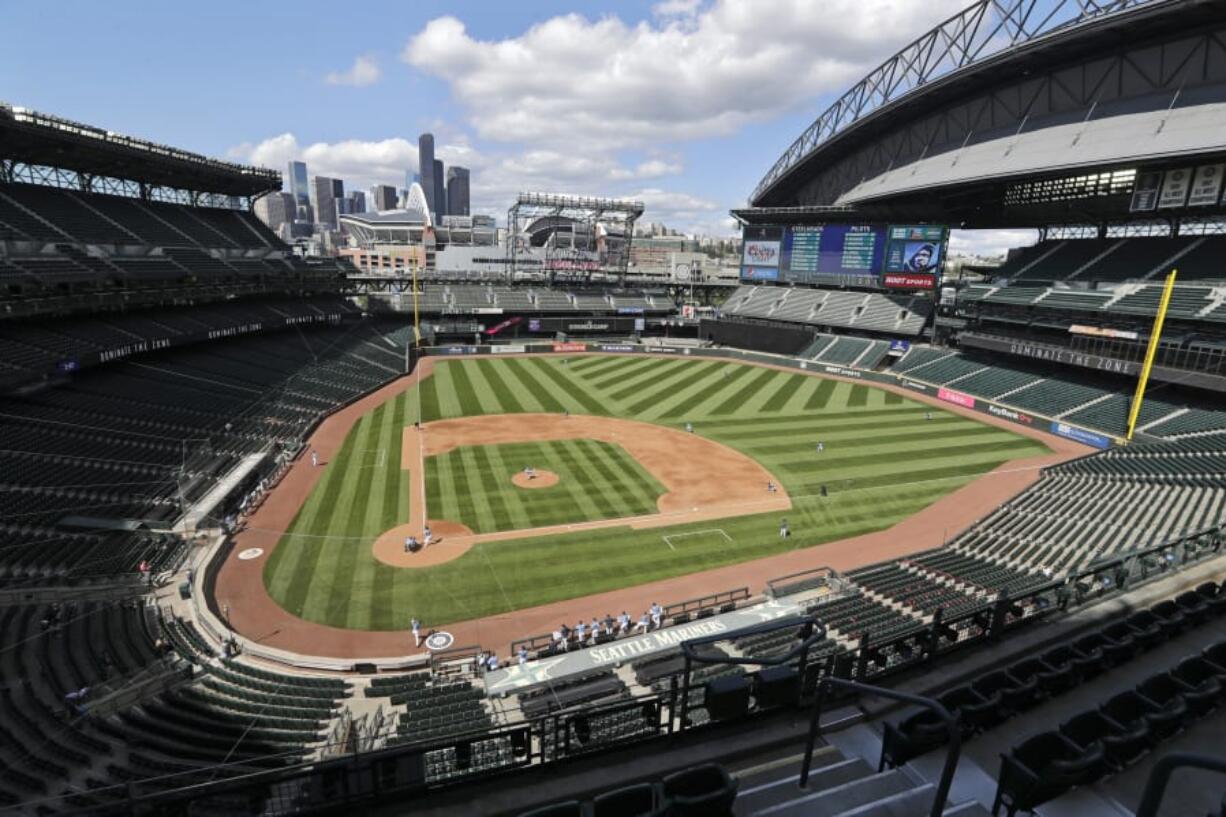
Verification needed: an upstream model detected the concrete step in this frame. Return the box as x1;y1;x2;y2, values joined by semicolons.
734;755;870;816
835;783;938;816
753;768;913;817
943;802;993;816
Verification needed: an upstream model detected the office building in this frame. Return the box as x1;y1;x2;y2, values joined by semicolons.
446;166;470;216
287;161;310;211
347;191;366;214
311;176;339;229
433;158;446;220
418;133;436;217
253;191;295;233
370;184;398;212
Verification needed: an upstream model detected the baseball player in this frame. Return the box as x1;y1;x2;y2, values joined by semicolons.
423;525;433;547
411;617;421;647
779;518;790;538
634;612;651;634
617;611;631;635
816;441;824;454
311;450;319;467
767;481;777;494
518;646;529;666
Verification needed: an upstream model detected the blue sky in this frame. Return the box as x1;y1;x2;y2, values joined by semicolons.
2;0;1031;251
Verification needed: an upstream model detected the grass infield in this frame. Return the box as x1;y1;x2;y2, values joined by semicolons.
263;356;1050;630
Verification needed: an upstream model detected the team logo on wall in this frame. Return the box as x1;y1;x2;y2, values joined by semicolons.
237;548;264;561
425;631;455;651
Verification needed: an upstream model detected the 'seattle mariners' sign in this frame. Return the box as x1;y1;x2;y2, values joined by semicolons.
483;598;805;694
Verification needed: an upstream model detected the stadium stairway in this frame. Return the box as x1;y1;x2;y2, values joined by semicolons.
729;742;990;816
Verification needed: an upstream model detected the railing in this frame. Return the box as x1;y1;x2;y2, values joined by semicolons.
1135;752;1226;817
509;586;751;655
804;678;960;817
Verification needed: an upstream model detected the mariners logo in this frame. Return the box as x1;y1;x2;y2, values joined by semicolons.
425;631;454;651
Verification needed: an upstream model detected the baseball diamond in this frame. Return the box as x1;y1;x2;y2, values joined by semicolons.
260;355;1051;630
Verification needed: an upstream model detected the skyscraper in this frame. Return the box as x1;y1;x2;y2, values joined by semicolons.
254;191;295;233
370;185;398;212
446;166;470;216
311;176;338;229
347;191;366;214
418;133;436;217
433;159;446;220
287;161;310;214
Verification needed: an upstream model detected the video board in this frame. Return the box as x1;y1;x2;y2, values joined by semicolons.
741;223;946;289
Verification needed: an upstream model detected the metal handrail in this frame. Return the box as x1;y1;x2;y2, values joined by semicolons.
1135;752;1226;817
803;678;961;817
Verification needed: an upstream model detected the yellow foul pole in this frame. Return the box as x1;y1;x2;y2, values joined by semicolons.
1126;268;1177;441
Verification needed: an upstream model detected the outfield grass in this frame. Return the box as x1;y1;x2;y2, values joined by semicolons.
426;439;663;533
264;356;1051;630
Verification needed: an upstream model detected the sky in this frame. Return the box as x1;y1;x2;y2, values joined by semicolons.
1;0;1031;255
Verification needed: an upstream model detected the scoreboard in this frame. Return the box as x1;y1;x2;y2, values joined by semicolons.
741;223;946;289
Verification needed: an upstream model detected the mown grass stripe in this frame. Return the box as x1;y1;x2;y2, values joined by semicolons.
527;358;610;415
590;358;667;392
418;370;441;422
714;415;973;443
660;364;753;419
624;361;720;415
803;379;837;410
778;436;1041;476
501;359;565;412
760;374;805;412
698;405;927;427
884;391;904;405
476;358;526;413
295;412;379;616
470;445;522;531
847;384;869;408
743;423;1012;457
585;439;655;516
274;413;365;615
449;361;489;416
575;355;643;379
606;359;686;402
710;368;780;416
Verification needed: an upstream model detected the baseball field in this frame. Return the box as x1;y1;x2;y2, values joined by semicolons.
262;355;1051;630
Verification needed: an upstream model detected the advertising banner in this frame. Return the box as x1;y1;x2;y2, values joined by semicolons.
937;387;976;408
552;342;587;353
740;265;780;281
883;272;937;289
1050;421;1112;449
888;340;911;355
599;344;637;353
743;240;781;267
491;345;526;354
442;345;479;356
483;316;522;336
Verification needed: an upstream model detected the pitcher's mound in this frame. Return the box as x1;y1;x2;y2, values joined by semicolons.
372;520;476;568
512;470;559;489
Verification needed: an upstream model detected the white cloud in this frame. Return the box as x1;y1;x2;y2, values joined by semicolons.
653;0;704;17
229;134;418;191
948;229;1038;260
325;54;382;87
402;0;966;151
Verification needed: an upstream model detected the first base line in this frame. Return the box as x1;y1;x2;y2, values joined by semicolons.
662;528;733;551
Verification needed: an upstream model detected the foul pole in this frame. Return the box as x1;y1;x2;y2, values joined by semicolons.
1126;269;1177;441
